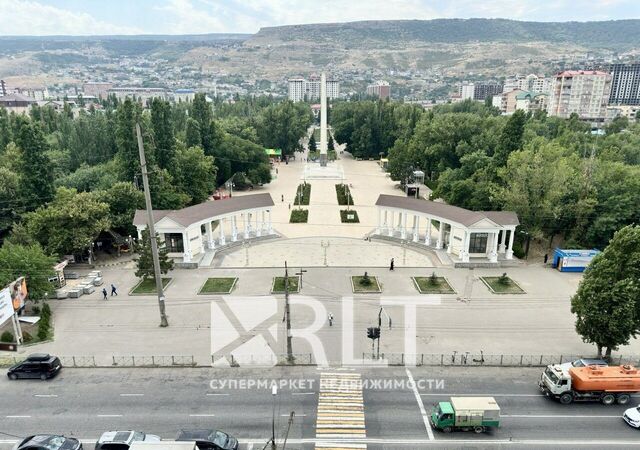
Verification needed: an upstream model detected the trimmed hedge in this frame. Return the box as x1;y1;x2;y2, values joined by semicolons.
294;183;311;205
290;209;309;223
340;210;360;223
335;184;354;205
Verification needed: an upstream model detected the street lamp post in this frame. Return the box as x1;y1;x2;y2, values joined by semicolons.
295;269;307;289
320;240;330;267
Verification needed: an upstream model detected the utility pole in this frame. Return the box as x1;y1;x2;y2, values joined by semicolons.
282;412;295;450
284;261;294;363
136;124;169;328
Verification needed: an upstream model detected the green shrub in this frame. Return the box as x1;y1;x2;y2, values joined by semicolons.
41;303;51;319
37;326;48;341
290;209;309;223
340;210;359;223
293;183;311;205
32;306;41;315
1;331;14;343
22;331;33;343
361;272;372;286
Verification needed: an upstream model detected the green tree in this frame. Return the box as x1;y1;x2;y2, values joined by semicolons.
0;107;11;151
494;109;527;167
19;187;110;257
115;98;141;182
308;133;317;152
571;225;640;358
96;182;145;234
185;117;201;149
0;242;56;301
170;145;217;205
255;101;313;156
135;229;174;280
151;98;175;169
191;93;213;153
15;116;54;210
0;166;21;234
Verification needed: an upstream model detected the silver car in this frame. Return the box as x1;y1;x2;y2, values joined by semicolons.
95;431;160;450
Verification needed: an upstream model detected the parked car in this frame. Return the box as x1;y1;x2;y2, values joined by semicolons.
558;358;608;371
624;405;640;428
95;431;161;450
7;353;62;380
176;430;238;450
13;435;81;450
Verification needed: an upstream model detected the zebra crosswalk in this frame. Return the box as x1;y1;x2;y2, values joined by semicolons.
315;372;367;450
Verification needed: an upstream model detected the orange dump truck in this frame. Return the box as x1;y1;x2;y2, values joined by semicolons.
539;364;640;405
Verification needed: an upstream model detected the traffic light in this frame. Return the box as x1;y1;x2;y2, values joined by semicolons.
367;326;381;339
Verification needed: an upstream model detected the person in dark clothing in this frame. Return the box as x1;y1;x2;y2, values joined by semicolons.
111;284;118;296
390;258;395;271
543;253;549;264
102;288;108;300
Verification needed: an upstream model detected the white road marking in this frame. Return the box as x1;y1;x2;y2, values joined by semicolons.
119;393;144;397
189;414;216;417
502;414;622;418
292;391;316;395
246;444;253;450
97;414;123;418
282;413;306;417
405;368;434;441
421;393;543;397
5;415;31;418
206;393;229;396
34;394;58;398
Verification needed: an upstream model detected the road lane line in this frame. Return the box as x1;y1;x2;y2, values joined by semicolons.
206;393;229;396
34;394;58;398
5;415;31;418
97;414;122;418
502;414;621;418
189;414;216;417
293;391;316;395
406;368;434;441
120;393;144;397
282;413;307;417
421;393;543;397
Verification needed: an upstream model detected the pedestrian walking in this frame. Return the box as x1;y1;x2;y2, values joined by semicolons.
328;312;334;327
389;258;395;271
543;253;549;264
102;288;108;300
281;194;284;202
288;203;291;210
110;283;118;296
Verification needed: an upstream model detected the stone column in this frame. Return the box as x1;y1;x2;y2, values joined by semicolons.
218;218;226;246
506;228;515;260
400;212;407;239
435;221;444;249
412;215;419;242
137;227;143;241
489;231;499;263
182;231;192;262
498;229;506;254
231;216;238;242
376;209;382;234
446;224;454;254
424;218;432;246
383;210;388;234
388;211;394;237
243;212;250;239
255;210;261;237
268;210;273;234
460;230;470;263
257;211;264;237
205;222;215;249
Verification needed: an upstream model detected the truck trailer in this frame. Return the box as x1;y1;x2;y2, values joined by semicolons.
430;397;500;433
539;364;640;405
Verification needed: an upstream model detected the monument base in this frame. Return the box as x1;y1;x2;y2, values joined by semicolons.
303;163;344;180
319;153;327;167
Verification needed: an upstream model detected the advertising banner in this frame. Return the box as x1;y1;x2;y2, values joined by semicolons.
0;287;13;327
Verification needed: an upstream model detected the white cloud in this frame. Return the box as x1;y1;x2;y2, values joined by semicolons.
0;0;142;35
155;0;228;34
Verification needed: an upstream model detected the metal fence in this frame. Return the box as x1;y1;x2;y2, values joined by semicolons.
111;355;196;367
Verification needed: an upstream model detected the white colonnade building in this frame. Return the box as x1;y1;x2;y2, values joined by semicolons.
375;194;519;264
133;194;275;266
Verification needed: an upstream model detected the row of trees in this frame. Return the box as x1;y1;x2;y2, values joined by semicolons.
0;94;312;296
332;99;640;250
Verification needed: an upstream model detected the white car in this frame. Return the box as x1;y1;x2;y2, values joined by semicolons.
623;405;640;428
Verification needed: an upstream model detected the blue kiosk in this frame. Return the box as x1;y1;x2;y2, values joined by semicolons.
552;248;601;273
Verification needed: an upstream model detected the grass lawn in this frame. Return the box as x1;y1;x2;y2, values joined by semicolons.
481;276;525;294
272;276;300;293
340;209;359;223
351;275;382;293
199;277;238;294
131;277;172;294
294;183;311;205
413;276;456;294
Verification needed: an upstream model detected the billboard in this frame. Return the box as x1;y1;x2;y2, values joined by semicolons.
0;287;13;327
10;277;27;313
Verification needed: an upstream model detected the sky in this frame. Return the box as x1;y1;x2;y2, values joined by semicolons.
0;0;639;36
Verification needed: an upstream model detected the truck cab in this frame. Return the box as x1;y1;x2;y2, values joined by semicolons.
431;402;455;431
540;364;572;399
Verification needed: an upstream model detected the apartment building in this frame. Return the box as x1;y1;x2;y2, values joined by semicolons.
547;70;611;122
607;63;640;106
288;76;340;102
459;82;503;101
503;74;552;95
366;81;391;100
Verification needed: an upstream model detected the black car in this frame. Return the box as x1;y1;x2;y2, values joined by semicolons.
13;435;81;450
7;353;62;380
176;429;238;450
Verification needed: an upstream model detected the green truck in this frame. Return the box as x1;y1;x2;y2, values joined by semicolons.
431;397;501;433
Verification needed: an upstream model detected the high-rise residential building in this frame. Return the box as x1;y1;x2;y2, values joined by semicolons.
607;63;640;106
547;70;612;122
458;82;503;101
366;81;391;100
288;76;340;102
0;79;6;97
503;74;552;95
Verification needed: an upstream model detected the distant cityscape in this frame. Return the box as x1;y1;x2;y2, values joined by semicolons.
0;61;638;126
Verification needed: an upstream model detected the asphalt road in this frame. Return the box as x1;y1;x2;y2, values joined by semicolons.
0;366;639;449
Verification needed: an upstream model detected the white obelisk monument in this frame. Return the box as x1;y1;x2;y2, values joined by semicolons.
319;72;328;167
